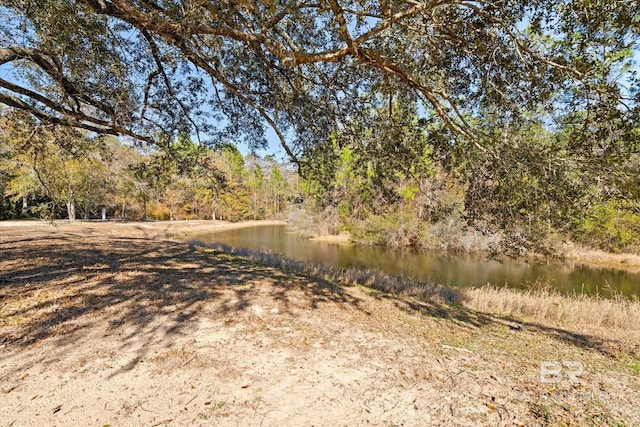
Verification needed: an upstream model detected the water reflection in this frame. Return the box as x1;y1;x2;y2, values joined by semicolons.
197;225;640;297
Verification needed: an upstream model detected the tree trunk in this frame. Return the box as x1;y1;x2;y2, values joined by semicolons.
66;191;76;222
121;197;126;222
142;198;147;221
84;191;90;221
253;191;258;219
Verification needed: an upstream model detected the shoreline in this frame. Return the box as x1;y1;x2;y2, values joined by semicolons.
308;233;352;244
306;230;640;273
3;218;640;272
0;219;285;240
557;244;640;273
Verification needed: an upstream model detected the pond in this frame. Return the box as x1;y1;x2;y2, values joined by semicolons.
196;225;640;297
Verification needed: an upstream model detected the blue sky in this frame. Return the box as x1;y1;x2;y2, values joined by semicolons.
238;128;286;160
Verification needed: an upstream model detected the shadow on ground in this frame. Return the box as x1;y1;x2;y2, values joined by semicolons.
0;231;631;374
0;232;367;361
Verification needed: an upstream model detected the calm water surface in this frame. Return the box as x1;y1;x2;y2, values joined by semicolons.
197;225;640;297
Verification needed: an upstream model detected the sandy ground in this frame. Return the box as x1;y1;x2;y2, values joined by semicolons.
1;221;639;426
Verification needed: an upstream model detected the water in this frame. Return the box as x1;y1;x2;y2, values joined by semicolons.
196;225;640;297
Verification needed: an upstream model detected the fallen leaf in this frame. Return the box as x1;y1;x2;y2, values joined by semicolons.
485;403;497;412
53;404;62;414
241;384;250;389
204;401;211;406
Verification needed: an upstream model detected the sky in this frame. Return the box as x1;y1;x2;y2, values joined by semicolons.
238;128;286;160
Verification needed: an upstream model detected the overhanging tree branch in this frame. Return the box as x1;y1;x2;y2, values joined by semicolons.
0;0;636;164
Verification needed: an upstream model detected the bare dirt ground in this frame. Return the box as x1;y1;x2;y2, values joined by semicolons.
1;221;639;426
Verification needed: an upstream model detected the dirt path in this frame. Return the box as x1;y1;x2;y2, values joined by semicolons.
1;222;638;426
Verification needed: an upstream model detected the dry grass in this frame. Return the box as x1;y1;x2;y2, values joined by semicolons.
191;241;461;303
559;241;640;272
197;241;640;353
463;282;640;346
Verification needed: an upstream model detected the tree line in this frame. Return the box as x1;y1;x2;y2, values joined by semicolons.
0;110;297;222
0;1;638;255
297;102;640;255
2;102;639;255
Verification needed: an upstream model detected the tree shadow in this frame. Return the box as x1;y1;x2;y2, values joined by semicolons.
1;231;634;382
387;296;636;359
0;233;366;378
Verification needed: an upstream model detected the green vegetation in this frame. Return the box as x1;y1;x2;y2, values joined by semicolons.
0;110;296;222
0;1;638;255
575;201;640;253
296;116;640;255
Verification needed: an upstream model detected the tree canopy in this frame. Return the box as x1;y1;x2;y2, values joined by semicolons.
0;108;296;222
0;0;637;166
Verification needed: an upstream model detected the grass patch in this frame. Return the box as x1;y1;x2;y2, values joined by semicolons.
192;240;640;353
191;240;461;303
463;283;640;346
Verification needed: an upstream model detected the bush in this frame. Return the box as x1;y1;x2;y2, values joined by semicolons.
147;202;171;220
574;201;640;253
347;211;428;247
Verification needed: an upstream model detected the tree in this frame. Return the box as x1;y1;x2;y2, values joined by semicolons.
268;163;286;217
0;110;106;220
0;0;636;171
245;156;266;219
1;1;638;250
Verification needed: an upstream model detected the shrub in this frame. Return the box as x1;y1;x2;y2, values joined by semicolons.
574;201;640;253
